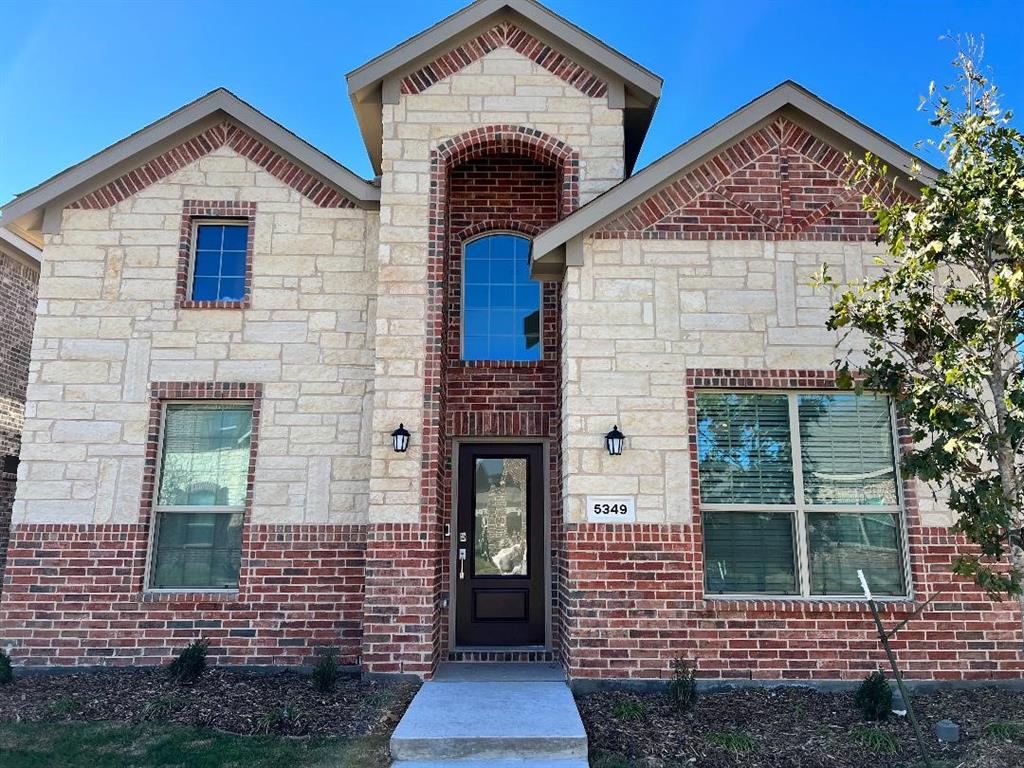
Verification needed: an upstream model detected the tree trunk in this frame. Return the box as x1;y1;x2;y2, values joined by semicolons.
988;369;1023;625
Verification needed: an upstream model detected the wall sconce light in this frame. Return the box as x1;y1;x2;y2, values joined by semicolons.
604;425;624;456
391;423;411;453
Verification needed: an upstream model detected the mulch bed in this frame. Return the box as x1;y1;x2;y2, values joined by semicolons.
0;667;419;738
576;685;1024;768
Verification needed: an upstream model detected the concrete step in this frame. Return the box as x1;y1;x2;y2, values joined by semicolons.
390;680;587;762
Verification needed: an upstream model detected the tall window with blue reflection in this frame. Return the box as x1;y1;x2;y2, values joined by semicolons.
191;222;248;302
462;233;541;361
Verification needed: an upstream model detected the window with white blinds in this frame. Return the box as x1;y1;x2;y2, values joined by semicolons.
149;403;252;590
697;391;907;598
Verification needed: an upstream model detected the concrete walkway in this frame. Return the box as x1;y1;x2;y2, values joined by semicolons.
390;663;588;768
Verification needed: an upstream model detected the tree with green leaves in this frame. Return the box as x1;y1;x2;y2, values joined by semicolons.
817;42;1023;600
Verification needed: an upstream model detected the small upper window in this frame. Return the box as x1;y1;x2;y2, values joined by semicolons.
462;234;541;361
191;222;249;302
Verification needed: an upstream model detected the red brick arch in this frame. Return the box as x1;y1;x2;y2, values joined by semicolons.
457;219;543;243
420;125;579;522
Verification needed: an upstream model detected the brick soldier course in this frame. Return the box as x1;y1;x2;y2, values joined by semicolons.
0;0;1020;683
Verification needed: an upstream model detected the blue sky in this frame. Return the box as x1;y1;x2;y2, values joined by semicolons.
1;0;1022;204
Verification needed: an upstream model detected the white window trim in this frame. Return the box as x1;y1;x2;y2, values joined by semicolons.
698;389;913;601
188;218;250;302
143;399;253;593
460;231;544;362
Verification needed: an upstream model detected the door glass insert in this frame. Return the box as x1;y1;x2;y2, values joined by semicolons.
473;457;528;576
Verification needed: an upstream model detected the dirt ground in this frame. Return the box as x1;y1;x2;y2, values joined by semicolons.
576;685;1024;767
0;667;418;737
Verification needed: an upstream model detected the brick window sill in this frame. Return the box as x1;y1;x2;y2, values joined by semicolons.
703;596;917;614
137;590;240;604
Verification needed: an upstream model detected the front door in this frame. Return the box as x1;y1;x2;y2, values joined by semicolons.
455;443;545;647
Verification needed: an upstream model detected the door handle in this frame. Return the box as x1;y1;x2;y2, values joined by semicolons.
458;548;466;580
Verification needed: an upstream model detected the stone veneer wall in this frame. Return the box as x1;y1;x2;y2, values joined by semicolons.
0;247;39;590
558;236;1024;680
362;42;624;675
0;135;378;666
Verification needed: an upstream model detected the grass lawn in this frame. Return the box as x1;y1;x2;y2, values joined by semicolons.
0;721;391;768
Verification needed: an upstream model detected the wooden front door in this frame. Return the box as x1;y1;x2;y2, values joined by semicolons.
455;443;545;647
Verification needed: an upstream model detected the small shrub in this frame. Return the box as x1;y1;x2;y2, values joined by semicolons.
311;649;340;693
256;703;302;734
668;657;697;712
849;725;901;755
611;699;647;721
854;671;892;721
706;728;756;754
0;648;12;685
168;638;209;684
142;696;187;720
48;697;79;716
983;720;1024;741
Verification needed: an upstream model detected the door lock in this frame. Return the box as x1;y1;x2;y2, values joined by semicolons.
458;531;467;543
458;547;467;580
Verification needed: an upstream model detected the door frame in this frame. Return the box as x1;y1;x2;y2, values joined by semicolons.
449;437;552;652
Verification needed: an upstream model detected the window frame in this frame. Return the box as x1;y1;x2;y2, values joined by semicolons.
697;389;913;601
144;399;253;594
188;218;251;305
460;231;544;363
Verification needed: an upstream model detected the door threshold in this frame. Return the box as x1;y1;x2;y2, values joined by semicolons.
447;646;555;664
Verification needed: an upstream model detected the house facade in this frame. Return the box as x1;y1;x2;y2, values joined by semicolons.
0;0;1021;683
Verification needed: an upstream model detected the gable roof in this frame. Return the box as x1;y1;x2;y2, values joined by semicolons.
0;89;380;240
0;226;42;266
347;0;662;176
531;81;940;270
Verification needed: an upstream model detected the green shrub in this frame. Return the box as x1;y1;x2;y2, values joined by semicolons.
311;649;339;693
256;703;302;734
141;696;187;720
854;671;892;721
48;697;80;716
168;638;209;684
983;720;1024;741
668;657;697;712
706;728;756;754
849;725;901;755
611;699;646;721
0;648;12;685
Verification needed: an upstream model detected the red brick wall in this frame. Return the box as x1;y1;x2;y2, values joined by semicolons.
596;117;908;241
441;154;563;655
0;523;366;666
360;127;578;675
0;249;38;593
561;369;1024;681
563;527;1024;682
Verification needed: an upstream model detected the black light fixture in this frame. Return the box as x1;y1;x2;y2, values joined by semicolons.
391;423;411;453
2;454;19;475
605;425;625;456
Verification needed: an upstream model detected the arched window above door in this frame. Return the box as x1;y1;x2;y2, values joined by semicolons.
462;233;541;361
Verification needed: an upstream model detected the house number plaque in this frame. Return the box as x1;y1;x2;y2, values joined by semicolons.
585;495;636;523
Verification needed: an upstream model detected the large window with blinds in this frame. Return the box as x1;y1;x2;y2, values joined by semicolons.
697;391;907;598
148;403;253;590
